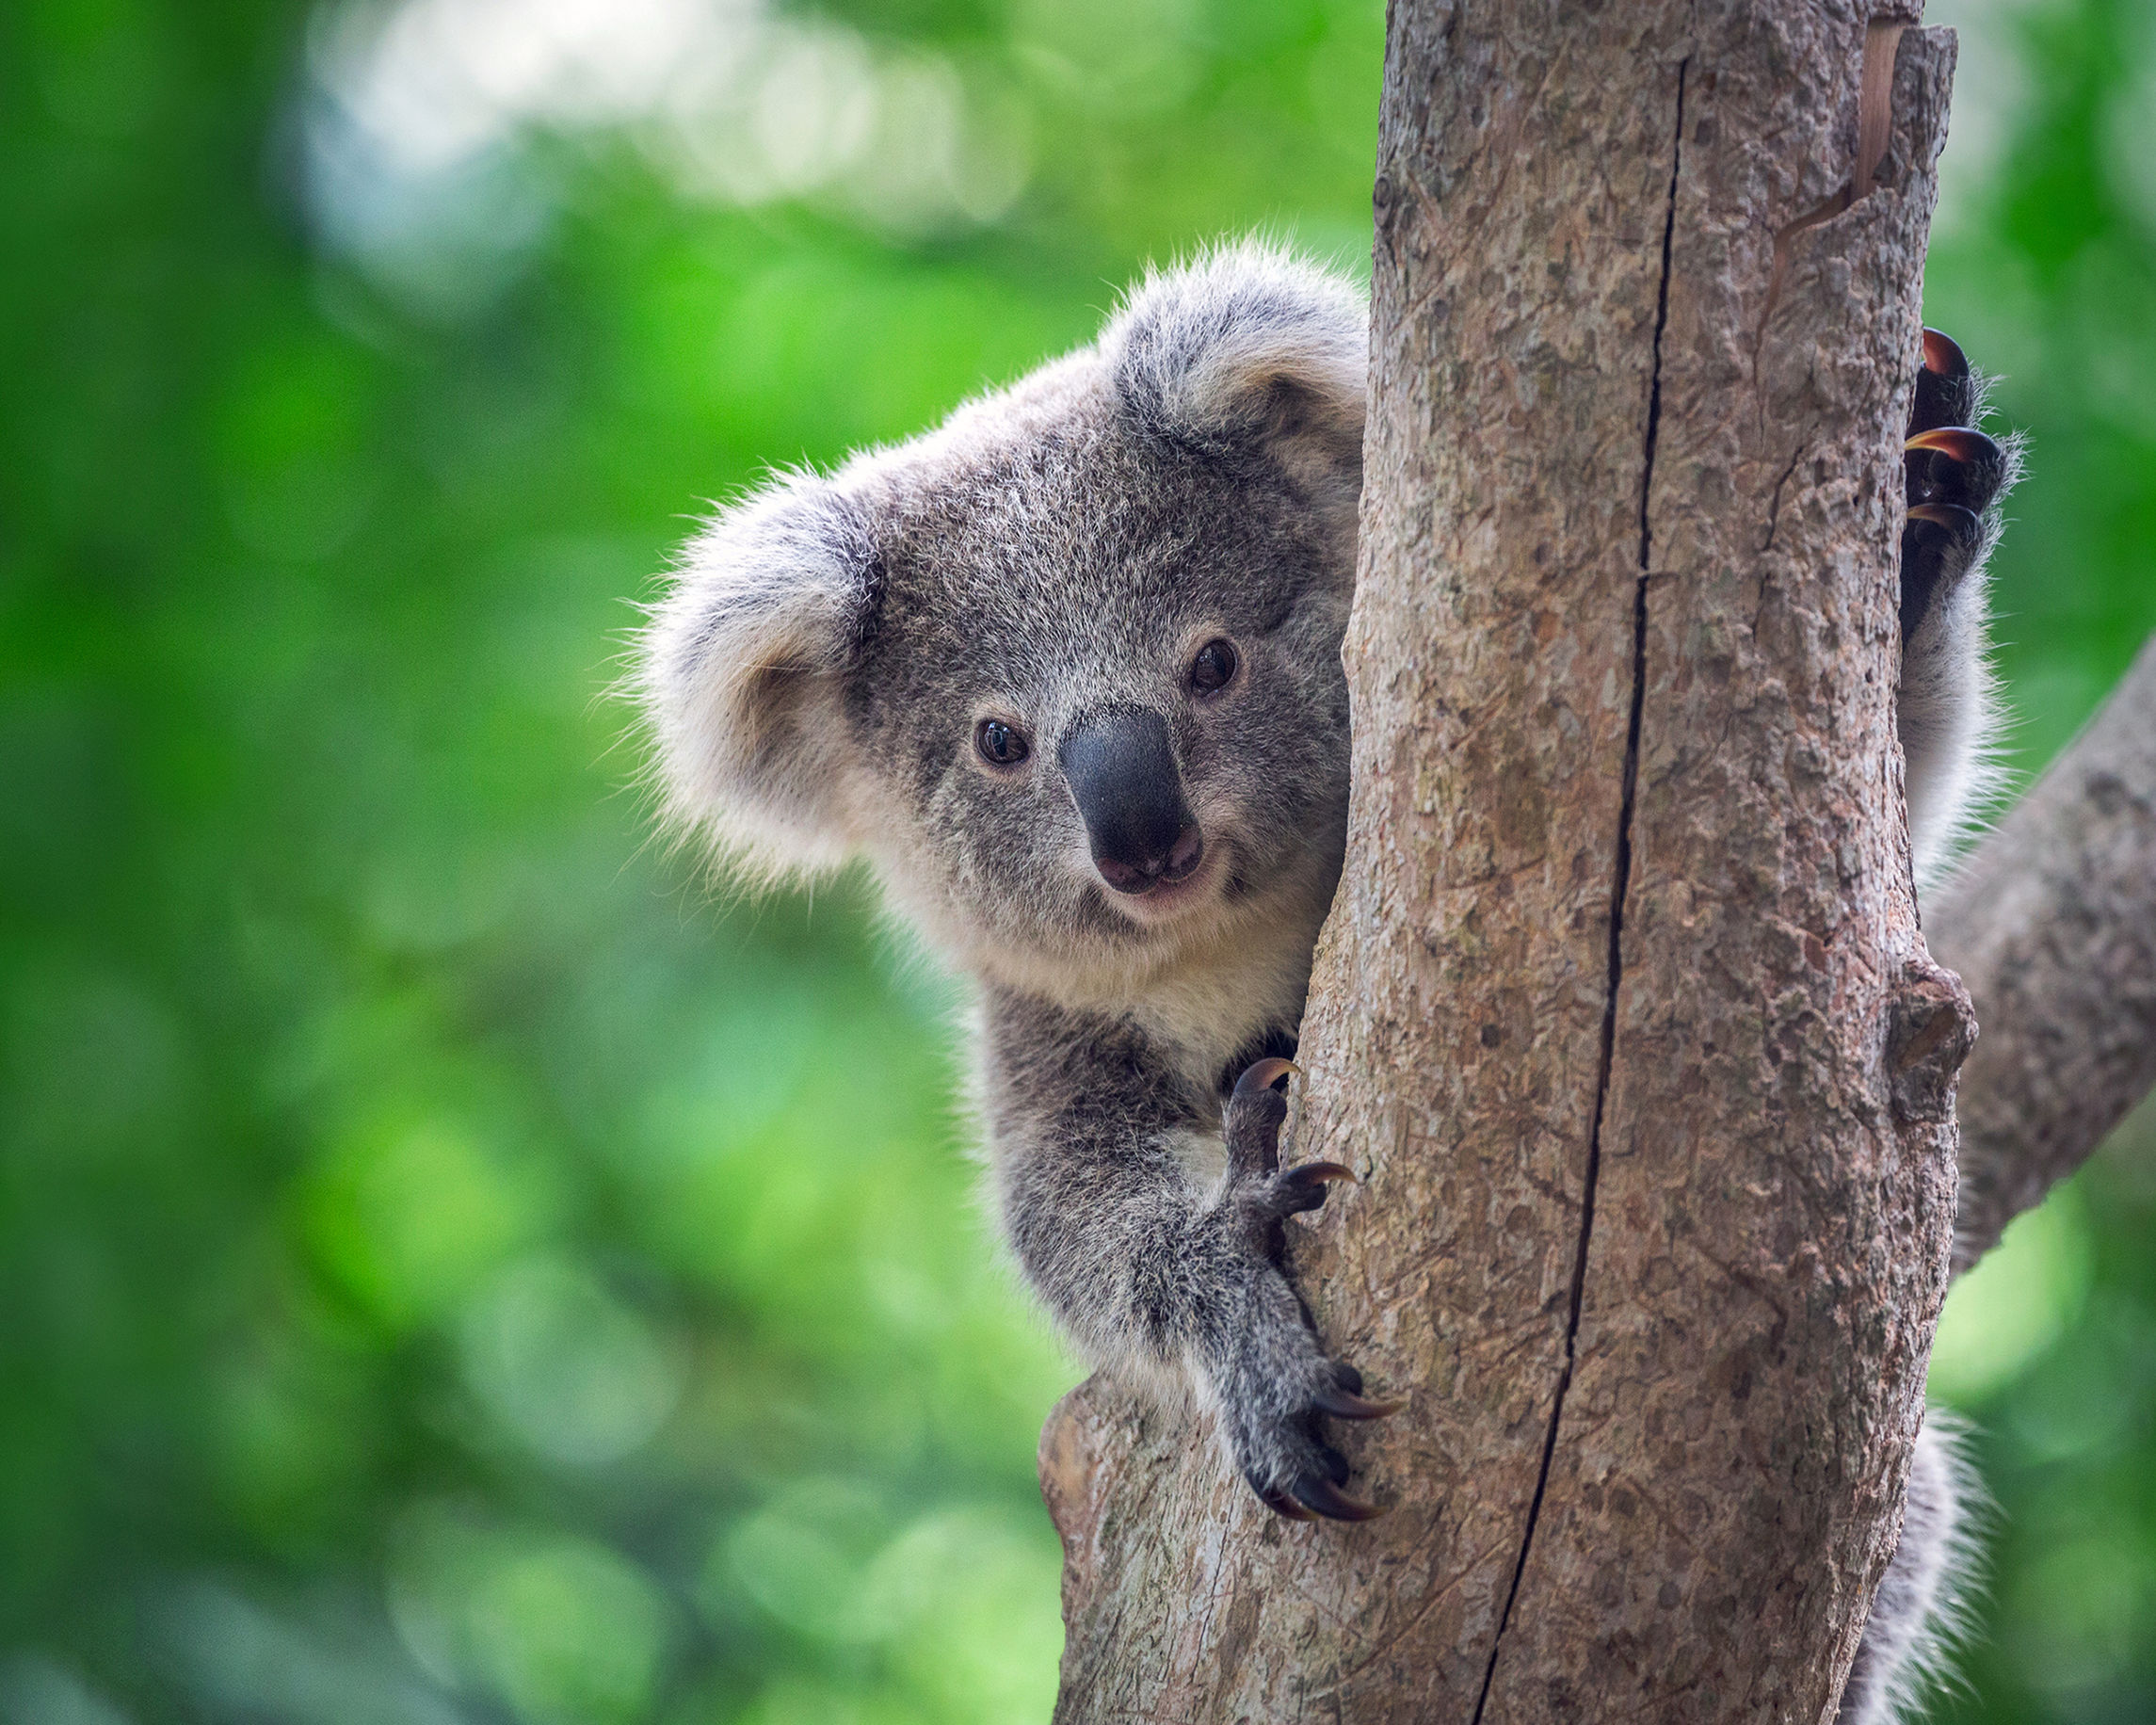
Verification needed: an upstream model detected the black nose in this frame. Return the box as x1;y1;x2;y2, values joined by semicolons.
1058;706;1204;895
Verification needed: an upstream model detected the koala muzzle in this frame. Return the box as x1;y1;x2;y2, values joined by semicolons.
1058;707;1204;895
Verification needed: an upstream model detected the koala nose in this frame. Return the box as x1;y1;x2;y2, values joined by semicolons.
1058;707;1205;895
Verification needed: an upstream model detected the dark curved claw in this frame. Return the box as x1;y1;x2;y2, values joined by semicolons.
1922;327;1968;379
1905;426;2000;463
1253;1478;1315;1521
1314;1382;1408;1421
1911;328;1975;434
1270;1161;1357;1219
1233;1056;1299;1099
1905;426;2004;513
1292;1475;1386;1522
1908;502;1984;539
1286;1160;1357;1187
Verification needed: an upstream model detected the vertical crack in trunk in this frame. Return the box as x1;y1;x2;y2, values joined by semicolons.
1469;57;1688;1723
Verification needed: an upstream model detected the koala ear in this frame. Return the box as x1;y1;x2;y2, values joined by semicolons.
637;474;882;882
1102;240;1368;492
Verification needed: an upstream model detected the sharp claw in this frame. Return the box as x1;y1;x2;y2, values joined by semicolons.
1921;327;1969;380
1256;1484;1315;1521
1907;502;1983;543
1233;1056;1300;1099
1293;1475;1386;1522
1905;426;2004;512
1904;426;2000;463
1911;330;1978;436
1288;1161;1357;1186
1270;1159;1359;1217
1314;1383;1408;1421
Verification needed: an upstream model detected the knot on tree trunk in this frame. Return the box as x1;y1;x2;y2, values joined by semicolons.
1038;1378;1118;1625
1887;954;1977;1124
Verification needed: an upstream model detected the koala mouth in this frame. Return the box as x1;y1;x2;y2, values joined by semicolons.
1099;840;1226;925
1096;823;1205;895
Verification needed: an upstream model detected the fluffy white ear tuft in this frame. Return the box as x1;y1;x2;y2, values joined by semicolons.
1101;239;1368;491
636;474;881;883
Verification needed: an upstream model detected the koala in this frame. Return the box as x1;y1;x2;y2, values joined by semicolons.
637;244;2013;1722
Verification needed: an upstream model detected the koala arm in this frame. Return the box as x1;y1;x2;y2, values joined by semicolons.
982;993;1389;1520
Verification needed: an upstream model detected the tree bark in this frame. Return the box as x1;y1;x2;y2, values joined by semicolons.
1932;633;2156;1272
1042;7;1970;1721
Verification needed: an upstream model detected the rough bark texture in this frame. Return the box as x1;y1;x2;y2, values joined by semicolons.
1933;633;2156;1273
1043;7;1968;1722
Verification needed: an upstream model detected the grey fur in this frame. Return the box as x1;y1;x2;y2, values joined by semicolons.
636;240;2010;1714
1840;1417;1987;1725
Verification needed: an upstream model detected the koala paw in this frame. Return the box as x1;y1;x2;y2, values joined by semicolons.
1901;329;2006;640
1212;1058;1403;1523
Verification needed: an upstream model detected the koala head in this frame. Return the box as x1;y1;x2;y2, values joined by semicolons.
639;243;1367;995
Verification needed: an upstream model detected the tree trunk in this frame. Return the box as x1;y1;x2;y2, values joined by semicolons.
1042;6;1971;1720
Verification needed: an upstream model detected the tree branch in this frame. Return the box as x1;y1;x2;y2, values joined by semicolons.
1934;632;2156;1273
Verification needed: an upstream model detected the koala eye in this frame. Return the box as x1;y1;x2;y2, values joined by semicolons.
975;718;1030;767
1190;638;1238;695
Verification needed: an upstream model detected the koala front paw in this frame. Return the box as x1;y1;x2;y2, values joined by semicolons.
1212;1058;1402;1523
1901;328;2005;641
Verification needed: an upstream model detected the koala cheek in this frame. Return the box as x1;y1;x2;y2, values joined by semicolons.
1028;821;1102;917
932;789;1061;910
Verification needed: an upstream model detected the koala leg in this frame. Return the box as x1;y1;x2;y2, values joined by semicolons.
1839;1414;1979;1725
1000;1058;1398;1522
1898;329;2015;874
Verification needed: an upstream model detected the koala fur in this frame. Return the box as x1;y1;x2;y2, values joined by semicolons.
637;241;2012;1720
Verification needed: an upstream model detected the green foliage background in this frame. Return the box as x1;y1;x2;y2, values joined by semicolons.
2;0;2151;1719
